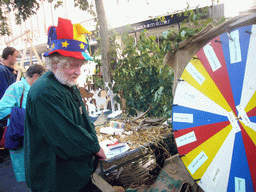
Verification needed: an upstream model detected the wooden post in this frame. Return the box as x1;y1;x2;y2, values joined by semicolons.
16;41;28;82
6;30;43;61
30;47;33;66
91;173;115;192
25;31;43;66
6;30;44;81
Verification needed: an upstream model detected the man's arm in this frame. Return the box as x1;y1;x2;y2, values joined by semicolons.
27;90;102;159
0;83;21;119
0;71;10;99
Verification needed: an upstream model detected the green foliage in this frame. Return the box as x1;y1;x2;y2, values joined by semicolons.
92;74;103;89
161;5;224;58
92;27;121;88
0;0;39;35
74;0;89;11
14;0;39;24
108;4;226;119
0;0;93;36
54;1;64;9
91;68;103;89
91;46;104;88
0;8;10;35
109;29;121;71
114;30;174;118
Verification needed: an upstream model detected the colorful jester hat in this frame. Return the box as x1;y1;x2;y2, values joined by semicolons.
44;17;93;60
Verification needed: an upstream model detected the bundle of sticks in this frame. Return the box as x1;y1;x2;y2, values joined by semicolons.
95;106;172;150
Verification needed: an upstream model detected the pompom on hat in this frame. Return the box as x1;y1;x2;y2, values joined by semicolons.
44;17;93;60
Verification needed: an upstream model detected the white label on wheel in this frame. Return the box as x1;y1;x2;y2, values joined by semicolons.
186;62;205;85
183;90;196;101
236;105;251;126
229;30;242;64
188;151;208;175
227;111;241;133
203;44;222;72
235;177;246;192
210;166;221;189
176;131;197;147
173;113;193;123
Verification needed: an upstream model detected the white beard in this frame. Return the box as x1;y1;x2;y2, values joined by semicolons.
54;68;77;87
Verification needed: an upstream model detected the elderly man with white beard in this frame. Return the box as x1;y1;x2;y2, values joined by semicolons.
24;17;106;192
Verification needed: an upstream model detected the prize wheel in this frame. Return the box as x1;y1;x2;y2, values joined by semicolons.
172;24;256;192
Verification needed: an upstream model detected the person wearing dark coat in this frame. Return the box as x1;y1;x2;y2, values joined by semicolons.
24;17;106;192
0;64;46;181
0;47;18;99
0;47;19;153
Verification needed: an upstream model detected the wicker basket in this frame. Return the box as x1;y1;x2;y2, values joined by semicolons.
99;146;158;189
98;132;177;190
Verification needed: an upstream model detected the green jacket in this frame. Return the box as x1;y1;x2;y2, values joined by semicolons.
24;71;101;192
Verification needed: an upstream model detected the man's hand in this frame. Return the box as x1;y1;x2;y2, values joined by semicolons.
95;147;106;161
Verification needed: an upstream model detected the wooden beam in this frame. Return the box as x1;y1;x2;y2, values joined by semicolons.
25;31;43;65
91;173;115;192
16;41;28;82
5;30;30;46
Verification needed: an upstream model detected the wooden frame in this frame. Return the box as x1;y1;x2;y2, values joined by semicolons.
5;30;43;82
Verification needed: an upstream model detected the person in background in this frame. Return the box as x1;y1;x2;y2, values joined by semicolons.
0;47;19;159
0;47;19;99
0;64;47;178
24;17;106;192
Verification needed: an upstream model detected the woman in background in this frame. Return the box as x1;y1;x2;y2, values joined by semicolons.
0;64;46;182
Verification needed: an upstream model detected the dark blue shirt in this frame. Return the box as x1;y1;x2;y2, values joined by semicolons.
0;63;16;99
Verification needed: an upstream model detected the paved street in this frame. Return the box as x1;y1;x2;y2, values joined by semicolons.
0;151;30;192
